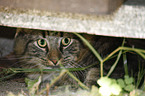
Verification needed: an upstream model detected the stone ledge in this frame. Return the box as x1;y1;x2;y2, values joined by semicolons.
0;0;145;39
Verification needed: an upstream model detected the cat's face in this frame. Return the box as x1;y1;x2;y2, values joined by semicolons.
14;29;83;70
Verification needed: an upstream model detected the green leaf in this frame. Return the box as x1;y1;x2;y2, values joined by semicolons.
97;77;112;87
124;75;129;80
111;79;117;84
124;84;135;92
90;85;100;96
125;76;134;85
110;83;122;95
117;79;125;88
99;86;112;96
25;78;38;90
25;76;41;95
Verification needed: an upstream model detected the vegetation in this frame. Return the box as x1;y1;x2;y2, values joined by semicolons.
1;33;145;96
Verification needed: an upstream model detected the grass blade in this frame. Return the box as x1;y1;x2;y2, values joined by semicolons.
74;33;103;62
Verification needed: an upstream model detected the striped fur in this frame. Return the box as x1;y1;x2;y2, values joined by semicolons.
14;28;122;86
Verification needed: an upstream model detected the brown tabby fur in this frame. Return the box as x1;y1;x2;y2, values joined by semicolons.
14;28;123;87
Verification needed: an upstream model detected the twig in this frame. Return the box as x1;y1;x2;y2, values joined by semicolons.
46;83;50;96
38;69;67;95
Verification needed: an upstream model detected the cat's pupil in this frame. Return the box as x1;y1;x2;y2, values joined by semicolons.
61;38;71;46
64;38;69;43
40;39;45;45
37;39;46;48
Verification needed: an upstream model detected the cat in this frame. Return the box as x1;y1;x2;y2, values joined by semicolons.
13;28;123;87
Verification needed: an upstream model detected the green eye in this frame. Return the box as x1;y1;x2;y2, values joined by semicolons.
37;39;47;48
61;38;71;46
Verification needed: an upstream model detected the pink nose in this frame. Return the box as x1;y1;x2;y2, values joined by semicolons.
51;59;58;64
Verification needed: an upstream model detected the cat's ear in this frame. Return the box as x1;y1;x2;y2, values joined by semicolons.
15;28;21;38
15;28;28;38
14;28;29;55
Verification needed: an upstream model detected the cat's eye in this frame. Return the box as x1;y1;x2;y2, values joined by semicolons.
37;39;47;48
61;38;71;46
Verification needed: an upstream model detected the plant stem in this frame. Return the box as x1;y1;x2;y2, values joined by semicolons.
38;69;67;95
103;47;120;62
119;47;145;59
74;32;104;77
59;64;89;90
107;49;122;77
123;53;128;76
66;70;89;90
7;66;93;73
0;73;16;81
106;39;125;77
120;47;145;53
100;61;103;77
74;33;103;62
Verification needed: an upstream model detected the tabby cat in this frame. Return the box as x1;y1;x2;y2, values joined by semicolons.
14;28;122;87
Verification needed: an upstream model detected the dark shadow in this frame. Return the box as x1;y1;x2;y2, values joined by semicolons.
124;0;145;7
0;26;16;39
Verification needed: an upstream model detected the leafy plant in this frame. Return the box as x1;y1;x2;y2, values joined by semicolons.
2;33;145;96
25;76;41;95
97;77;122;96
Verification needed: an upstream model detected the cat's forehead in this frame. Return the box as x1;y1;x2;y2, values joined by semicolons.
47;31;75;38
15;29;78;42
15;28;44;37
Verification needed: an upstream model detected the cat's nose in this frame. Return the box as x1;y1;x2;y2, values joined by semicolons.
51;59;58;65
48;59;61;66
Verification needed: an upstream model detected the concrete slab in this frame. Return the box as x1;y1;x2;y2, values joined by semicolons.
0;0;145;39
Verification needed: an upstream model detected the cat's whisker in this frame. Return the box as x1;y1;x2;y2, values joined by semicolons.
9;57;33;60
0;59;31;68
70;61;87;80
23;61;42;69
63;61;85;81
0;56;33;61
